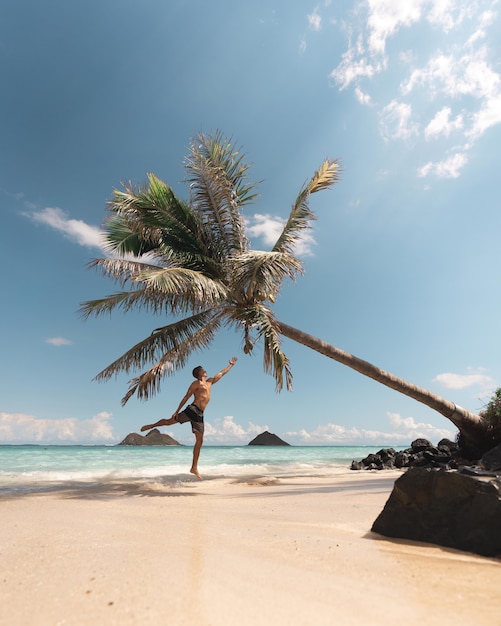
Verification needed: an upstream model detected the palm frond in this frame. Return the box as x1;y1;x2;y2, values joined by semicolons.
185;131;257;255
94;310;222;383
224;304;293;391
307;159;342;194
80;260;227;318
119;312;224;405
105;175;227;278
79;291;143;319
120;360;171;406
254;307;293;392
272;159;341;255
229;250;303;304
138;265;228;310
104;174;194;256
85;257;163;287
102;215;152;257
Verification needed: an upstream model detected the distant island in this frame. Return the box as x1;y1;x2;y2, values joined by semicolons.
117;428;289;446
118;429;182;446
248;431;290;446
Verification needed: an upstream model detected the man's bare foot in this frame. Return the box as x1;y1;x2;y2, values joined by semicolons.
140;424;153;432
190;468;203;480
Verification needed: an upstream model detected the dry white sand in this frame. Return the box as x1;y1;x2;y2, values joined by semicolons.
2;471;500;626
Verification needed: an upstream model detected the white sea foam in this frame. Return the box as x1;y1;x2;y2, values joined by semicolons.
0;444;403;493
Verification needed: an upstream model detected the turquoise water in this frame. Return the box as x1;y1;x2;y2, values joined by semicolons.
0;444;402;493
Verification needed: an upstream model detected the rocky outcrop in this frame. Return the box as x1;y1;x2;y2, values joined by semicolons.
118;429;181;446
248;431;290;446
350;438;471;471
372;467;501;557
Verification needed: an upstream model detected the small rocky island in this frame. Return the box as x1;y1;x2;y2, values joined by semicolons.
118;428;182;446
248;431;290;446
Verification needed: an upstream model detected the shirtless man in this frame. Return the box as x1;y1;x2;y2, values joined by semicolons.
140;357;237;479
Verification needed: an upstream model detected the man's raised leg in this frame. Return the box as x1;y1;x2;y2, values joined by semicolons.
141;417;176;432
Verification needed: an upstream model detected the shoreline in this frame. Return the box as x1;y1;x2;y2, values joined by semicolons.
0;443;402;493
2;472;500;625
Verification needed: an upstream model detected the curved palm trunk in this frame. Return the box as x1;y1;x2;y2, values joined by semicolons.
278;321;486;444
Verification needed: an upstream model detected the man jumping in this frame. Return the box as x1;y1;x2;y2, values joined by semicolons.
140;357;237;479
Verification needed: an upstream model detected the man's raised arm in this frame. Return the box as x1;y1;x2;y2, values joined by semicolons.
209;357;237;384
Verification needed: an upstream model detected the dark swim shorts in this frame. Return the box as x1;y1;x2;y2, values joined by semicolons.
175;404;204;434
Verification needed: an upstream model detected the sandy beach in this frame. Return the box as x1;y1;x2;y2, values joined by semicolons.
2;471;500;626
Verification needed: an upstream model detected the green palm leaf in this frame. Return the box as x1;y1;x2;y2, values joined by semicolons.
118;311;224;404
229;250;303;304
80;259;227;317
104;174;194;256
253;306;293;391
106;175;226;277
221;302;292;391
272;159;341;255
185;131;257;256
93;308;221;384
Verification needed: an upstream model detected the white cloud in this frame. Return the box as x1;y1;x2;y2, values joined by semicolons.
424;106;464;139
418;161;434;177
375;169;390;181
427;0;471;31
28;207;106;249
0;408;458;446
402;47;499;101
246;213;317;256
468;91;501;140
418;150;468;178
355;86;372;105
204;415;267;444
379;100;419;140
0;411;115;443
45;337;73;347
433;369;494;389
329;0;501;179
366;0;424;55
308;8;322;31
285;410;454;445
386;411;454;439
329;49;379;90
434;151;469;177
246;213;284;245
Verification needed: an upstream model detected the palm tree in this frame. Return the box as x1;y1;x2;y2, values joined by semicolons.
81;130;491;452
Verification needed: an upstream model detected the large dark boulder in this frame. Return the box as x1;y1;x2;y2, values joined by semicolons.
372;467;501;557
410;438;433;452
118;429;181;446
480;442;501;471
248;431;290;446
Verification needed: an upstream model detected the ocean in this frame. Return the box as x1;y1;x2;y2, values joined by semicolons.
0;444;402;494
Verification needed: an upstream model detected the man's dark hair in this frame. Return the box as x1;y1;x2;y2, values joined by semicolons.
192;366;204;379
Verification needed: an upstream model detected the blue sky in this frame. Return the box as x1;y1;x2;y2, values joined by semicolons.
1;0;500;446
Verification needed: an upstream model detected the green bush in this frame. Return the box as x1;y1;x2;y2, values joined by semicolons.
479;387;501;450
458;388;501;460
481;387;501;424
